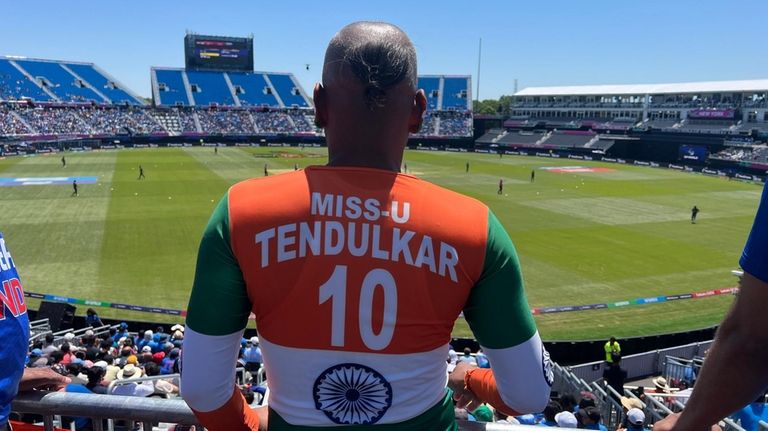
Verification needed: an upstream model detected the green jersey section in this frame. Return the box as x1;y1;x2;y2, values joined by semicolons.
463;210;537;349
186;193;252;336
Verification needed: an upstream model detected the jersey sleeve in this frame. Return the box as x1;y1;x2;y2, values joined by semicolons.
462;210;551;415
740;183;768;283
181;194;259;430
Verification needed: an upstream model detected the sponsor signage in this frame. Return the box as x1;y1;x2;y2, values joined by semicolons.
688;108;736;119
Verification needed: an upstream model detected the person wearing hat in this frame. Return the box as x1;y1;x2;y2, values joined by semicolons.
555;411;578;428
656;184;768;431
242;336;262;373
111;364;153;397
578;406;608;431
652;376;672;393
622;408;647;431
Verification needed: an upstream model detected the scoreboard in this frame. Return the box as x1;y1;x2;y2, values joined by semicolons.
184;34;253;72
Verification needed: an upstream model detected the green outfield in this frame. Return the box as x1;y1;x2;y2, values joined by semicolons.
0;147;759;341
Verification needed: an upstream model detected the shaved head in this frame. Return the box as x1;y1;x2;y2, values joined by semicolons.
315;21;426;171
323;21;417;110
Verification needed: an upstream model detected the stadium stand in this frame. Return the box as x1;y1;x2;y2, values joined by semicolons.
542;131;599;148
0;58;53;102
498;131;546;146
0;58;474;139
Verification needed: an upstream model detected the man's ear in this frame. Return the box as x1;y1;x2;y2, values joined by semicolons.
408;89;427;133
313;83;327;128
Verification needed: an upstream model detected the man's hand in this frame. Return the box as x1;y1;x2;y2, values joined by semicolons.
18;367;71;392
448;362;480;411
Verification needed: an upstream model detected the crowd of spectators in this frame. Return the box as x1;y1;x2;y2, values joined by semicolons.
196;109;255;134
15;318;270;430
76;107;165;135
0;105;31;135
286;109;316;133
0;104;474;138
437;111;472;137
252;110;294;133
14;106;86;135
712;145;768;163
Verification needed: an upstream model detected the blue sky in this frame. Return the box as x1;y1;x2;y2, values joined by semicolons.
2;0;766;100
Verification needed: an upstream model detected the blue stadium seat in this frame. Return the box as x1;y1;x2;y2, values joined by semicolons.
15;59;103;103
267;74;309;108
228;72;279;107
65;63;142;105
186;70;236;106
418;77;440;111
442;77;469;110
154;69;191;106
0;59;52;102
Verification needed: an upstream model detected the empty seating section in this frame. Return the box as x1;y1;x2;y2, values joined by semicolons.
155;69;190;106
196;109;255;134
499;132;543;146
186;70;235;106
0;59;52;101
441;77;469;110
65;63;140;105
544;131;596;148
16;60;102;103
418;77;440;110
267;74;309;107
229;73;279;107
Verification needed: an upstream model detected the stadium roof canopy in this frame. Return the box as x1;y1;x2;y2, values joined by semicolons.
514;79;768;97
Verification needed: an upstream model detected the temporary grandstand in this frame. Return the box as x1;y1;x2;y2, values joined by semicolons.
510;79;768;132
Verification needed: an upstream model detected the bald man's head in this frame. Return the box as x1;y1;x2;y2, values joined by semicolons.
323;22;417;110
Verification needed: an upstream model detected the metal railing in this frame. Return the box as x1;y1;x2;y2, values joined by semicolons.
13;391;198;431
12;391;560;431
567;341;713;383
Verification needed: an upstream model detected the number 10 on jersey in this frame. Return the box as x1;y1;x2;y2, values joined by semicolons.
318;265;397;351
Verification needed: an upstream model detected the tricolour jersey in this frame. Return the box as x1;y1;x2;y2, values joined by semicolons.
182;166;550;430
0;232;30;427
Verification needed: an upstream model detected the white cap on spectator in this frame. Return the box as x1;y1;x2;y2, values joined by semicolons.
171;324;185;332
250;336;259;345
64;332;75;341
144;330;154;338
627;408;645;426
141;346;152;353
85;329;94;336
93;361;108;368
555;411;578;428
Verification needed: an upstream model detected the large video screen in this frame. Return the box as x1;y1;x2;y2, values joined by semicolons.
185;34;253;71
679;145;708;162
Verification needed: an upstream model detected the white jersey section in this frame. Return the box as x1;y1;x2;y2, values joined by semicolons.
482;331;551;413
260;336;449;426
180;327;244;412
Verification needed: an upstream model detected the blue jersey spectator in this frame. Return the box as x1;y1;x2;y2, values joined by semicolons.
0;232;30;429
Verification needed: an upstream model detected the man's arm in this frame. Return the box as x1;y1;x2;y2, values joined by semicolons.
457;210;551;416
656;183;768;431
181;195;261;431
